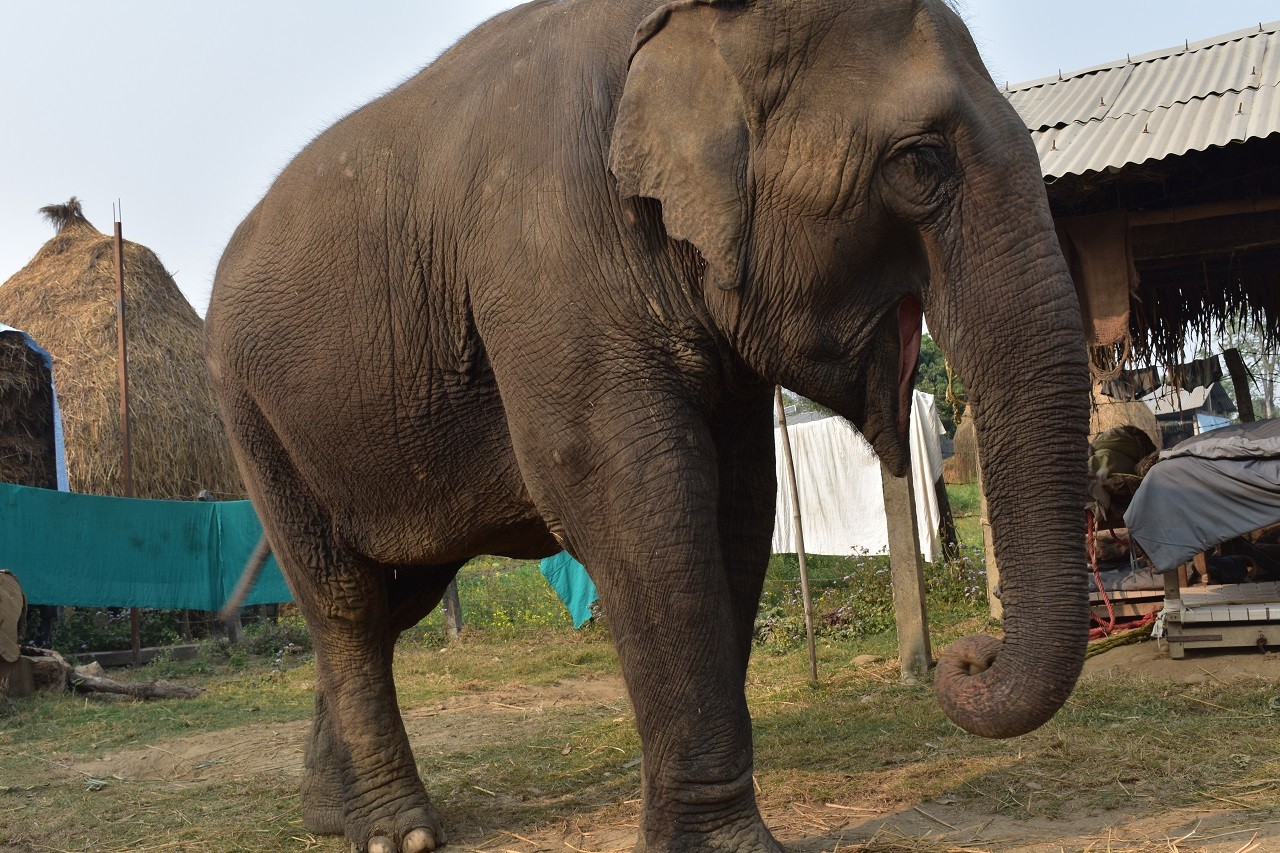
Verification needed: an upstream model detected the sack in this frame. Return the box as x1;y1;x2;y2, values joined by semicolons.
0;570;26;663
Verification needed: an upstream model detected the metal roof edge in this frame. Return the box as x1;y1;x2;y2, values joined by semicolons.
1035;77;1280;131
1039;128;1280;181
1007;19;1280;94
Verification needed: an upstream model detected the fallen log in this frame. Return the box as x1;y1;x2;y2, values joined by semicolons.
20;645;203;700
24;646;71;692
69;670;203;700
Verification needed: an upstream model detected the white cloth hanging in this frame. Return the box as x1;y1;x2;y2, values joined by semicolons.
771;391;946;562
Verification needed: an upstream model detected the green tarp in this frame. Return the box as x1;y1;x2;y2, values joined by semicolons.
0;481;291;610
539;551;597;628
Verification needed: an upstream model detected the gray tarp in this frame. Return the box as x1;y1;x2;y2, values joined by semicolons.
1125;420;1280;572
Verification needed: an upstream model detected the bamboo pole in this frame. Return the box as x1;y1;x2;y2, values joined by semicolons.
774;388;817;682
113;206;140;666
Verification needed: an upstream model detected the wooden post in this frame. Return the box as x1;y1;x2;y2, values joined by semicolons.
224;610;243;645
975;447;1003;621
1222;348;1255;423
881;461;932;682
934;476;960;561
442;580;463;639
774;388;818;682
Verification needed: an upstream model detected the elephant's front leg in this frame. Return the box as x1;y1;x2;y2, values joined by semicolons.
520;408;782;853
710;392;778;677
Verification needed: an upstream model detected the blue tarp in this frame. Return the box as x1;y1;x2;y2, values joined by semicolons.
0;481;291;609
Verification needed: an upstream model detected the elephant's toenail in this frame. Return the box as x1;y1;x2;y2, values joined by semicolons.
404;828;435;852
369;836;395;853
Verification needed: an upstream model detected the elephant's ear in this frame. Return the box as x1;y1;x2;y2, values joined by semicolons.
609;0;751;291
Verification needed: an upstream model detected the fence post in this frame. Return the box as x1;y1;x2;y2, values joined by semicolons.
442;580;463;639
975;448;1002;621
881;462;932;683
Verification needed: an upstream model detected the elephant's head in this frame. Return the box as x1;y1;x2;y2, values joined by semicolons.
610;0;1088;738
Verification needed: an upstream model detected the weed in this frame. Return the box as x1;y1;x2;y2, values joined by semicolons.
49;607;181;653
755;550;987;648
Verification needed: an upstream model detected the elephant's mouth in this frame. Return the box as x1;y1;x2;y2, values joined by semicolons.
897;295;923;436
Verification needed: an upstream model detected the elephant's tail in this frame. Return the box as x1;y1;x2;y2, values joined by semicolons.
219;533;272;621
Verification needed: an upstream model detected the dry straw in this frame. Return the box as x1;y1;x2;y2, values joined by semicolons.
0;198;243;499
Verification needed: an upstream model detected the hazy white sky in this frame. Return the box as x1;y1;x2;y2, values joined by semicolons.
2;1;1277;316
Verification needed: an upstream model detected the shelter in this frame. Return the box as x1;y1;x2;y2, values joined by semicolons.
1125;419;1280;657
0;199;242;499
1006;20;1280;415
1143;380;1237;446
0;325;66;490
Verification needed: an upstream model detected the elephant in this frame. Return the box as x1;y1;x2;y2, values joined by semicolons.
204;0;1090;851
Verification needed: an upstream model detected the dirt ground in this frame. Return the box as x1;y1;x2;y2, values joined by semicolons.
51;641;1280;852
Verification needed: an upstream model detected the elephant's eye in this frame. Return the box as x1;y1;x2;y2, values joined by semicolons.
882;135;958;214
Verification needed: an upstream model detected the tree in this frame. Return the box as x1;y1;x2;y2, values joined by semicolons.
778;389;833;417
1204;311;1279;419
780;334;964;436
914;334;964;437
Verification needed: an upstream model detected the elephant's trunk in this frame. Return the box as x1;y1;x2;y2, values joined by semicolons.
926;177;1091;738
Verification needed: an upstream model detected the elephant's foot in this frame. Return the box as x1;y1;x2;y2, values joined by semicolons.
299;783;344;836
345;795;447;853
635;815;784;853
301;760;445;851
301;704;351;835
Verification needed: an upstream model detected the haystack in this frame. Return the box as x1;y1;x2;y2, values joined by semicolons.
944;417;977;485
0;330;56;488
0;199;243;499
1090;384;1161;450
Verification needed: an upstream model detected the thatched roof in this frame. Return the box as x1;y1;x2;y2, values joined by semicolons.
1047;135;1280;369
0;199;244;499
0;331;57;488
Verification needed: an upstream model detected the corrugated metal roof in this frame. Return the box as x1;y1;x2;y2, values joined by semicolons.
1005;21;1280;179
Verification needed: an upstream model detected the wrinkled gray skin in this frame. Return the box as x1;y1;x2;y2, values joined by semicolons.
205;1;1089;851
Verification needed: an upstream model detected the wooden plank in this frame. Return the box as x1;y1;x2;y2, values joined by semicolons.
1089;588;1163;603
1181;581;1280;607
76;644;201;668
1128;195;1280;226
1224;349;1257;423
881;462;932;683
1130;206;1280;263
1164;623;1280;657
1091;600;1162;619
1182;603;1280;623
1163;568;1182;604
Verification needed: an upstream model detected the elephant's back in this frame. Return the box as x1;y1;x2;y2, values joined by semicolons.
206;1;668;566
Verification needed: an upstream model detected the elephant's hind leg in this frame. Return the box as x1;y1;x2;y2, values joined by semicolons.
303;565;465;837
220;387;447;853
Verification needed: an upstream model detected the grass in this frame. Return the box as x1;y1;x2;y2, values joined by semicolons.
4;628;1277;852
4;485;1277;851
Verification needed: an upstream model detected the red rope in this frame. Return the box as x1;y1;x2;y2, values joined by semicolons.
1086;510;1158;641
1087;511;1118;638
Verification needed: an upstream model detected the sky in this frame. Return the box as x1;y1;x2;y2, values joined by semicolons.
2;1;1278;318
